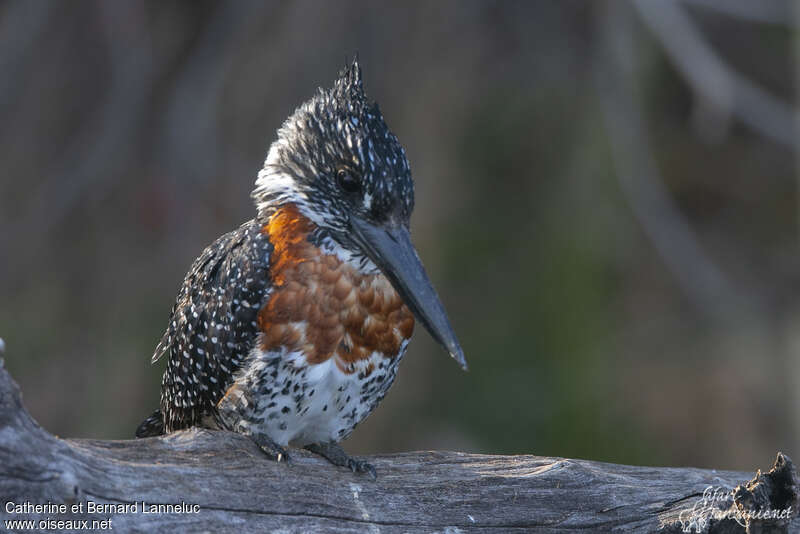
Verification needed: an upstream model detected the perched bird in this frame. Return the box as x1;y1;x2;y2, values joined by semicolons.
136;59;466;477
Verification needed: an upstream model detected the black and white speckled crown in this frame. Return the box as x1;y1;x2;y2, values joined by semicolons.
253;59;414;233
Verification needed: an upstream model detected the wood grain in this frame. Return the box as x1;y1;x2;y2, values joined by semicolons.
0;357;796;533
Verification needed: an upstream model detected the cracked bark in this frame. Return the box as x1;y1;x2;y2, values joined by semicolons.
0;357;797;533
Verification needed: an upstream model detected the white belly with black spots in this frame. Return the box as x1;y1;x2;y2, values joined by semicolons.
218;341;408;446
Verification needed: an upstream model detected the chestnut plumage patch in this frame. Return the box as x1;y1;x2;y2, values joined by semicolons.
258;204;414;374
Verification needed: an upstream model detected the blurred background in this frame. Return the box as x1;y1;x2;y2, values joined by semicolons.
0;0;798;472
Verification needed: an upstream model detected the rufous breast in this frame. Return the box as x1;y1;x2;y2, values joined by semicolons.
258;204;415;375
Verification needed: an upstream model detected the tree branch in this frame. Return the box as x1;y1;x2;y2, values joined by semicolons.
634;0;796;149
595;1;749;319
0;357;797;533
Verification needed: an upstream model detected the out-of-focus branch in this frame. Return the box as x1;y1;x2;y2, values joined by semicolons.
0;1;53;123
634;0;796;150
595;2;751;319
681;0;792;26
2;2;157;259
160;1;271;187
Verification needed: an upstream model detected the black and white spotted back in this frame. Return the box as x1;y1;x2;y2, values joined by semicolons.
138;218;273;436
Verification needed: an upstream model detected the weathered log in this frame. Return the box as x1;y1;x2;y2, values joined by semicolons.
0;356;797;533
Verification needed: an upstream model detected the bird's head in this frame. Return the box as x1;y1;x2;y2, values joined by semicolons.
253;59;466;370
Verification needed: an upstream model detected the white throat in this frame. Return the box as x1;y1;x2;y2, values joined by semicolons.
318;234;380;275
253;142;329;229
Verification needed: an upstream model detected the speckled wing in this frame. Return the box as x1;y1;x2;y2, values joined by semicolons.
150;218;273;433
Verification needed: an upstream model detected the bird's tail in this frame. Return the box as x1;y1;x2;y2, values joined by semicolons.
135;409;165;438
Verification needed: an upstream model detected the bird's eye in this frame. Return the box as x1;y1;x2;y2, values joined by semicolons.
336;168;361;193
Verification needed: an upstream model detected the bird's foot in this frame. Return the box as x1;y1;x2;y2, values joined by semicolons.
305;441;376;480
249;431;291;463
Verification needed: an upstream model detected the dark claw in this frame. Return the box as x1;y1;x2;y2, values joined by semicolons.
249;432;291;464
275;449;292;464
348;458;377;480
258;443;291;464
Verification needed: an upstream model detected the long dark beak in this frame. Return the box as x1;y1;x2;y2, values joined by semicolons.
350;216;467;370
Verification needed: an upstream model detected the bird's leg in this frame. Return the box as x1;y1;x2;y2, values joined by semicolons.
246;430;291;463
305;441;376;479
215;392;290;463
